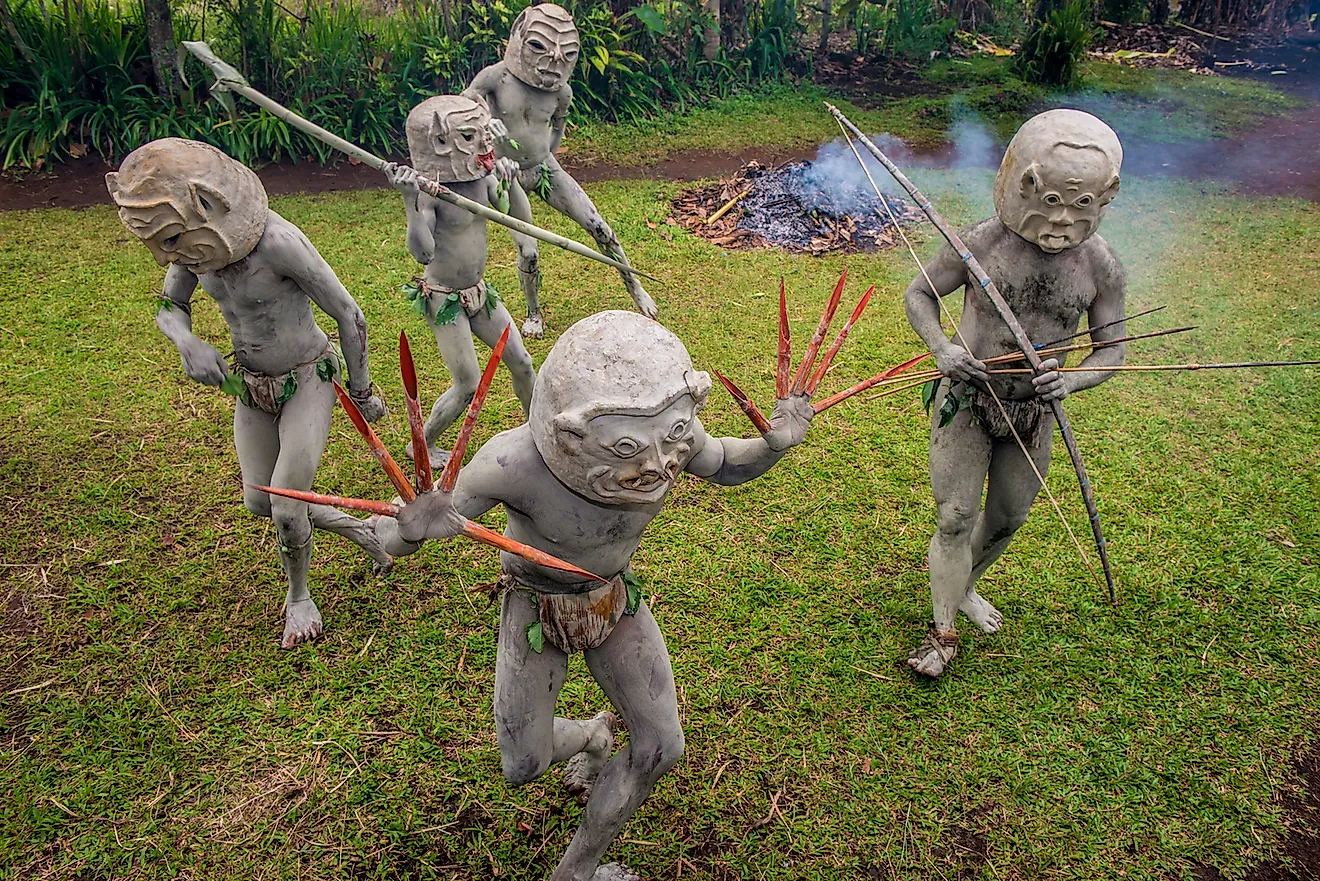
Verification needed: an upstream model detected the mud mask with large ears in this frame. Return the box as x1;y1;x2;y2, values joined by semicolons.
504;2;580;91
993;109;1123;254
405;95;496;183
529;310;712;506
106;138;268;274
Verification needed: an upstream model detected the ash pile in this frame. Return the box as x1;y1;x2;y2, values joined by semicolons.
671;159;923;255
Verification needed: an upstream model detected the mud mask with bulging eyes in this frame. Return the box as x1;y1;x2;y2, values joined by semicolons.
1005;147;1118;253
106;138;268;274
569;397;700;506
405;96;495;183
505;4;580;90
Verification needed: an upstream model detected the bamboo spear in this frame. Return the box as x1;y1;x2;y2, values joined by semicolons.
182;40;656;283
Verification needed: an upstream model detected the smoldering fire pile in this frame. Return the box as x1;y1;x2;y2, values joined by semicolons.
671;159;924;255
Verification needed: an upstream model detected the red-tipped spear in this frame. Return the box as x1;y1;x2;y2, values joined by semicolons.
790;269;847;395
335;381;415;502
439;325;510;493
398;330;433;492
713;370;772;434
805;284;875;395
777;279;791;399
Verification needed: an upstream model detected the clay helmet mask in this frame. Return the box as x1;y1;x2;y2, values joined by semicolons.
530;311;712;506
993;109;1123;254
504;3;580;91
406;95;496;184
106;138;268;274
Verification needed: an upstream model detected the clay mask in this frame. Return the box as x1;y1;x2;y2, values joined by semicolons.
530;311;711;505
993;109;1122;254
406;95;495;183
106;138;268;274
504;3;580;91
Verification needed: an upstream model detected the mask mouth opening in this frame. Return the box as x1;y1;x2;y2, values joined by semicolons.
477;150;495;173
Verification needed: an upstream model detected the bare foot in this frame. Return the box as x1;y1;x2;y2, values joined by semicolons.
591;863;640;881
282;598;323;649
631;288;659;320
522;312;545;339
564;711;616;804
959;588;1003;634
906;627;957;678
360;516;393;577
405;438;450;470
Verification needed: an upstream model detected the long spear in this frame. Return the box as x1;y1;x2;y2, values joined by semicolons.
182;40;656;283
827;101;1118;603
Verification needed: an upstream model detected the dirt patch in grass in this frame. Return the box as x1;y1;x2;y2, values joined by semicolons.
1199;738;1320;880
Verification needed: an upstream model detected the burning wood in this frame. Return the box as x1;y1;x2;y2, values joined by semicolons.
670;160;922;255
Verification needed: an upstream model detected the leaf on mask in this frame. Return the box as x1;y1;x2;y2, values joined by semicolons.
921;378;940;414
316;357;336;383
623;572;643;616
525;620;544;654
220;373;246;397
276;373;299;405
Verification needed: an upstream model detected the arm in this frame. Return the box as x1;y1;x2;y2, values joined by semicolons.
684;395;815;486
378;442;504;556
155;263;229;387
902;242;989;383
1040;247;1128;400
547;85;572;156
383;164;438;264
463;66;511;143
265;221;384;418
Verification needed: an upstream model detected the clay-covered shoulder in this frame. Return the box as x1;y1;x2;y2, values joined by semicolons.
463;62;506;98
960;216;1010;251
1083;234;1127;290
460;424;543;504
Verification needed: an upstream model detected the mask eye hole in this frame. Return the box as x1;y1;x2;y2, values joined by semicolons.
667;420;688;441
162;234;180;249
198;195;212;212
611;438;640;458
528;38;546;51
1044;193;1062;206
565;49;579;59
462;132;473;142
1075;194;1093;208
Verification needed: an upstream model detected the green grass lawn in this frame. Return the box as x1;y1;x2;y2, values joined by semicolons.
566;60;1305;164
2;139;1319;878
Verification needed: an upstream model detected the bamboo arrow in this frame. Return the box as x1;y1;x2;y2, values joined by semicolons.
182;40;656;283
827;101;1118;603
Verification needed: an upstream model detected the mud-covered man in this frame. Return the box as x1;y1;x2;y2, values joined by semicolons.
376;311;815;880
464;3;657;337
107;138;389;648
383;95;537;468
901;109;1128;677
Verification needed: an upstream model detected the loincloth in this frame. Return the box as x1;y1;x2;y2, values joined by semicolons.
969;392;1049;448
501;572;630;655
230;341;338;416
403;278;501;325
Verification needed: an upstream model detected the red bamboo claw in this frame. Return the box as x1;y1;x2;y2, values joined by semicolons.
462;520;608;583
439;325;511;493
791;269;847;394
811;350;933;413
806;283;874;395
252;485;400;517
776;279;791;399
335;381;416;502
398;330;433;492
713;370;772;434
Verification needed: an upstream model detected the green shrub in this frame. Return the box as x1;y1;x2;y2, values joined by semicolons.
1013;0;1096;88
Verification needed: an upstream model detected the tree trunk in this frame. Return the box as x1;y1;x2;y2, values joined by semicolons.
703;0;721;60
143;0;180;96
722;0;747;46
817;0;833;56
1149;0;1170;23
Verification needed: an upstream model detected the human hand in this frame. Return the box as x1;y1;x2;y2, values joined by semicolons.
350;388;387;422
488;118;510;142
396;488;467;545
494;157;520;184
1032;357;1068;401
178;337;229;386
934;344;988;383
383;162;420;199
762;394;815;452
